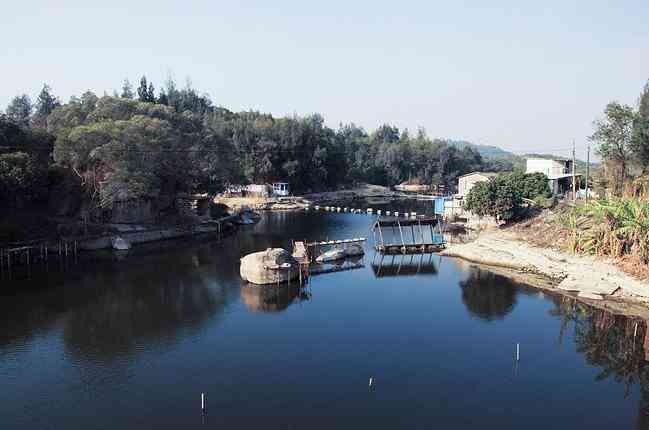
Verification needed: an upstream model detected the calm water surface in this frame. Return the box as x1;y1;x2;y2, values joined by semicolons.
2;211;649;429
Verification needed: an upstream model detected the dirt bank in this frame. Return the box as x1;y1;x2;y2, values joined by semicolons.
214;196;310;211
441;230;649;317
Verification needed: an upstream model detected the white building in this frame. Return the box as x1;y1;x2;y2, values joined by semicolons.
271;182;290;197
456;172;497;198
525;158;579;195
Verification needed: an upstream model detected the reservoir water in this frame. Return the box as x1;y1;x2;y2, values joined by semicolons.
1;211;648;429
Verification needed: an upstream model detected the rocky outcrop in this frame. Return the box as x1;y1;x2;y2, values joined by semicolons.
240;248;299;285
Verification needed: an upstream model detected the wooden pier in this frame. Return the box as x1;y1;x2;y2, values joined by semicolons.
372;216;444;254
1;238;79;279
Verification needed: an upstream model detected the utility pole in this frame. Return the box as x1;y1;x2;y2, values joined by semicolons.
572;140;576;201
586;141;590;203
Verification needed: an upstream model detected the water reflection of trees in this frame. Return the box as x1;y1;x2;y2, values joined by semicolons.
551;297;649;426
459;269;521;321
461;267;649;424
0;242;239;363
62;249;237;362
240;284;311;313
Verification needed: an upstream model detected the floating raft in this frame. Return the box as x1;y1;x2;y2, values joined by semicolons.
373;217;438;227
372;216;444;255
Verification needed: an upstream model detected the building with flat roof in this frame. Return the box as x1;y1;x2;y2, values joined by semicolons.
525;158;580;195
457;172;498;198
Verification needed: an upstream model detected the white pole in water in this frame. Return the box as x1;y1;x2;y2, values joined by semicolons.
369;377;373;387
516;343;520;361
201;393;205;412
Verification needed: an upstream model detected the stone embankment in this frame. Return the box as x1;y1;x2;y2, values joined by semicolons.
441;230;649;314
77;216;238;251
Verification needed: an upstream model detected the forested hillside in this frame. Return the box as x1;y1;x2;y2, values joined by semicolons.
1;77;513;212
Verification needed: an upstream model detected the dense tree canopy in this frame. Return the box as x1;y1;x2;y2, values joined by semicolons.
6;95;32;128
2;76;512;211
0;114;54;203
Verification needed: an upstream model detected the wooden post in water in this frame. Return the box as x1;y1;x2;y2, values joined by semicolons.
397;219;406;254
410;225;416;247
516;343;520;361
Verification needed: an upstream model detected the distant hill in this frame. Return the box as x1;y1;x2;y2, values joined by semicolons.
447;140;598;175
447;140;515;159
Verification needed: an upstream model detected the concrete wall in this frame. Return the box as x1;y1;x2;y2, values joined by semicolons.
526;159;571;178
458;174;491;198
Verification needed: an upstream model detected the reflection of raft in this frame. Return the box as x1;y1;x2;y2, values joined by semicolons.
372;253;438;277
315;243;365;263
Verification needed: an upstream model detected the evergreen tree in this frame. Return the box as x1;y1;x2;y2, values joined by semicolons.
137;76;150;102
147;82;155;102
158;91;169;105
121;79;134;99
33;84;60;128
632;80;649;173
5;94;32;128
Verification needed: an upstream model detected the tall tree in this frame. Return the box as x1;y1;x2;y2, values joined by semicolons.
33;84;60;128
591;102;636;193
632;80;649;173
5;94;32;128
147;82;155;102
121;79;134;99
157;91;169;105
137;76;155;103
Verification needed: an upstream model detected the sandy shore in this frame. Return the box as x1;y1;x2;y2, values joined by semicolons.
441;230;649;318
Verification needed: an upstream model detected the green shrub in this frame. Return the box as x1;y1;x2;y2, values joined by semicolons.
533;195;556;209
465;174;522;220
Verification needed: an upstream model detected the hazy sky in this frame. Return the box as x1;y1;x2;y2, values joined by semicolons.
2;0;648;158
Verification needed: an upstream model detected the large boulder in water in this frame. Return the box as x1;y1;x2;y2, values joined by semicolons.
240;248;299;285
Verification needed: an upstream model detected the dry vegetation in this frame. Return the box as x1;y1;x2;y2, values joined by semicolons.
508;182;649;279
